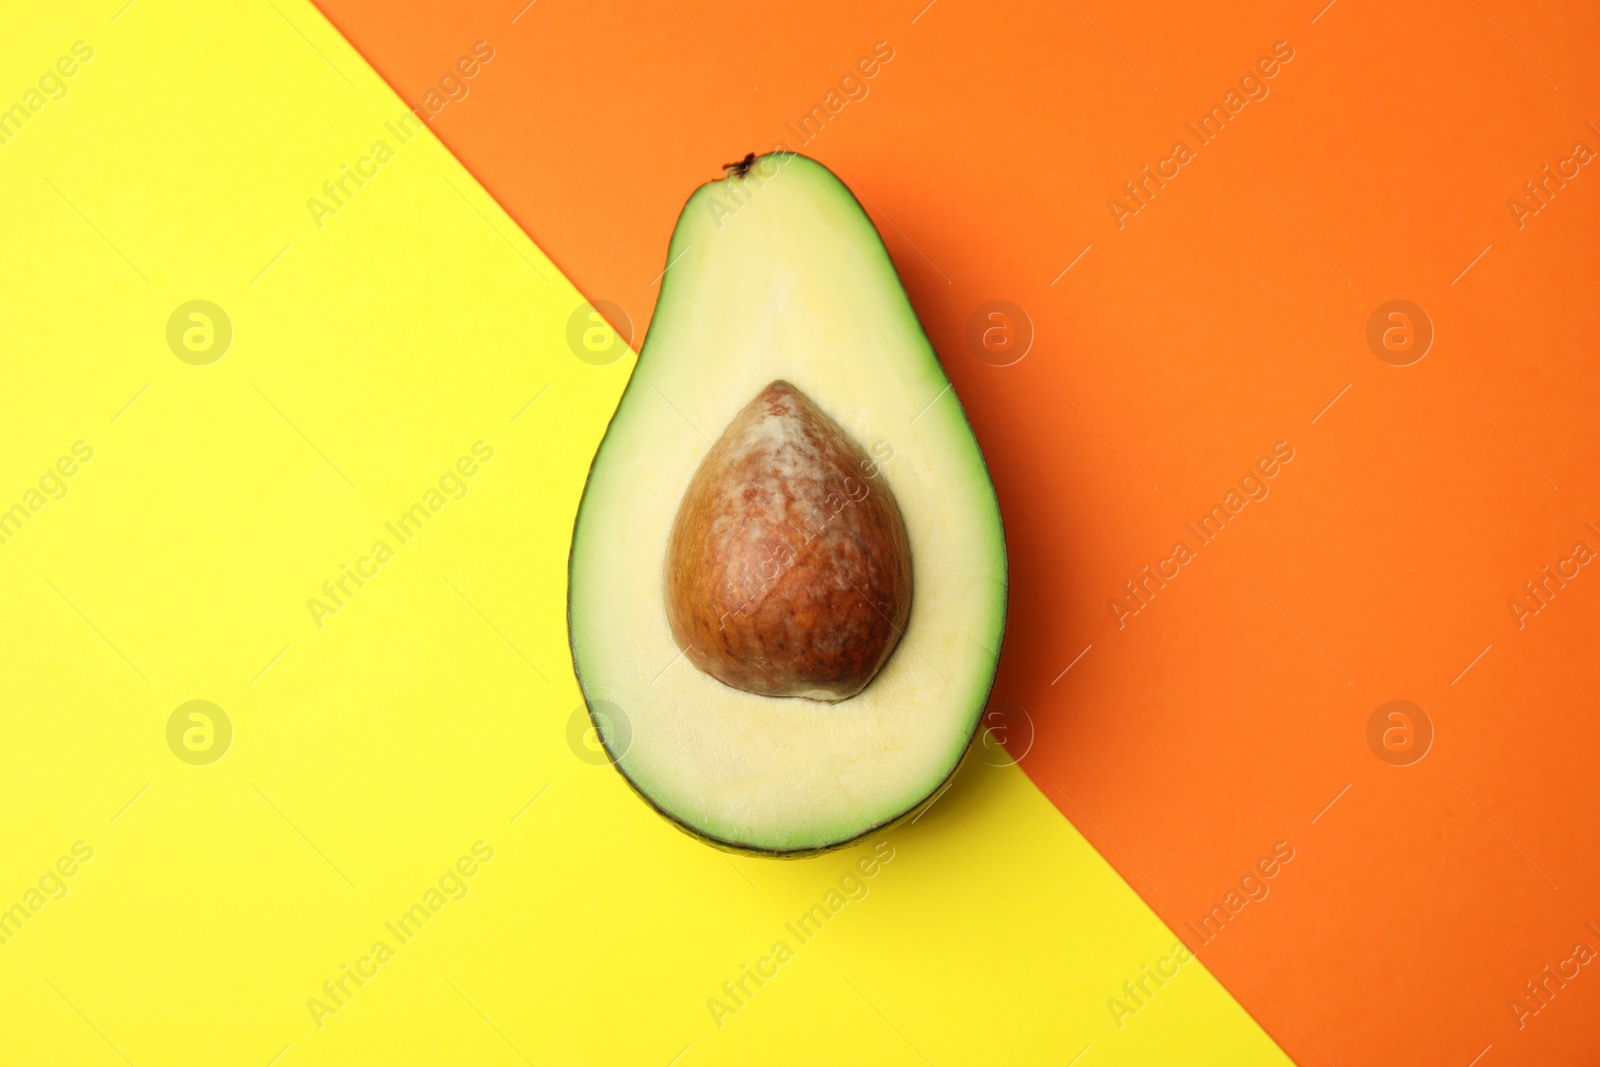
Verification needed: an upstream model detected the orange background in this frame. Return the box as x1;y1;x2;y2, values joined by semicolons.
312;1;1600;1062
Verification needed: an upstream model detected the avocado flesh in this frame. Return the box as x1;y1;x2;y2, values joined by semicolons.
568;154;1007;854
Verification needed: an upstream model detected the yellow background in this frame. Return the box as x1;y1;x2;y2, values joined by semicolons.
0;2;1287;1062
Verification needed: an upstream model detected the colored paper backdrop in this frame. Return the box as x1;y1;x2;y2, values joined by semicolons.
309;1;1600;1064
0;1;1295;1064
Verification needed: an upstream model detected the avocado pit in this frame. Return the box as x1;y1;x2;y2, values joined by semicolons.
664;380;912;701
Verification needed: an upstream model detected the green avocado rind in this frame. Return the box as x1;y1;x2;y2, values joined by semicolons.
567;152;1008;856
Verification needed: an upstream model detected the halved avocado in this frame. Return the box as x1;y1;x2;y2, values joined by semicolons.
568;153;1006;856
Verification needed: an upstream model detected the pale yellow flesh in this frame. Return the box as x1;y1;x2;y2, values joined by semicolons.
569;155;1006;852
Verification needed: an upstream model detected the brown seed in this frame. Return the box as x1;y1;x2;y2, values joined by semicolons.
664;380;913;701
